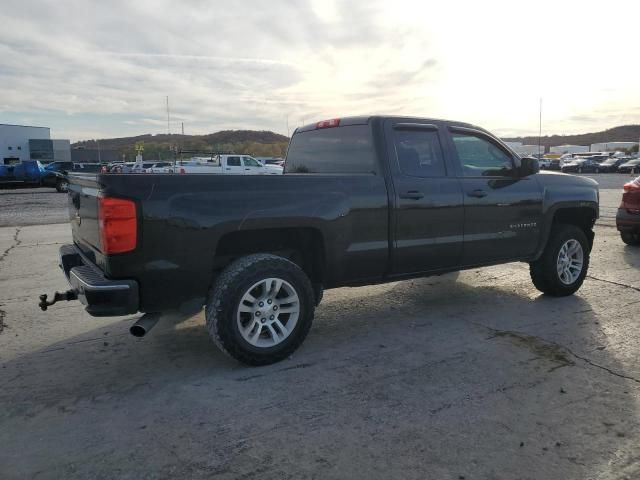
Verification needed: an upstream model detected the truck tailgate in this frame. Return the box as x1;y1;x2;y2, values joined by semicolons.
67;174;103;258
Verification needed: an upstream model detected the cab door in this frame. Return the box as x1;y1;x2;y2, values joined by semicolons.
447;127;543;265
385;119;464;274
224;156;244;174
242;156;266;175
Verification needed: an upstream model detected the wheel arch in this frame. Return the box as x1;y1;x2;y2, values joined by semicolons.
533;203;598;260
212;227;326;287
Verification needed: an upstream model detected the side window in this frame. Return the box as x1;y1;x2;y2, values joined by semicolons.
452;133;514;177
393;128;446;177
285;125;375;174
227;156;241;167
243;157;261;167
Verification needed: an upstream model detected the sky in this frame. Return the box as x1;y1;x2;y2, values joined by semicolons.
1;0;639;142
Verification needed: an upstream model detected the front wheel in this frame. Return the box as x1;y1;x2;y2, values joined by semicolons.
530;224;590;296
205;254;315;366
621;232;640;246
55;178;69;193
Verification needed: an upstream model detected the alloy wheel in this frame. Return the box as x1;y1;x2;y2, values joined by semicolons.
237;277;300;348
556;239;584;285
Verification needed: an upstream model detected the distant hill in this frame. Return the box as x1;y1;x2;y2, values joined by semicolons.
503;125;640;150
72;130;290;160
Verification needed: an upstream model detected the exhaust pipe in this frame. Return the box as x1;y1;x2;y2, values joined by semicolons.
130;312;161;338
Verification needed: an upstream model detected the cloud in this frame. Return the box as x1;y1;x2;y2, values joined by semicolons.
0;0;639;141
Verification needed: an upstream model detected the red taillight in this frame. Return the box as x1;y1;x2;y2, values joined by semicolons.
179;168;186;174
622;179;640;214
98;197;137;254
316;118;340;129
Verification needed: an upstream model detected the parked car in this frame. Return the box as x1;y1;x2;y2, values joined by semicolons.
145;162;173;173
40;161;75;192
538;158;552;169
616;176;640;245
597;157;626;173
0;160;43;187
73;163;103;173
45;115;599;366
176;155;283;175
547;158;561;170
106;162;125;172
617;159;640;174
108;162;133;173
561;158;601;174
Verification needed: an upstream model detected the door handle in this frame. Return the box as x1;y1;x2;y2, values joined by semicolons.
245;168;251;170
467;189;487;198
399;191;425;200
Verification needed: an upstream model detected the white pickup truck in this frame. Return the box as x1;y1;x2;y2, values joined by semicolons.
171;155;283;175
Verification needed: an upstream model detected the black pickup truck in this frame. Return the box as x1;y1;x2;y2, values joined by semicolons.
45;116;599;365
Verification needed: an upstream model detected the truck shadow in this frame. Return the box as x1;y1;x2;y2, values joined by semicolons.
0;268;637;479
622;244;640;268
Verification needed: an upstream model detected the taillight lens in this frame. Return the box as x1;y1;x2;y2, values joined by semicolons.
623;180;640;192
622;179;640;214
98;197;137;254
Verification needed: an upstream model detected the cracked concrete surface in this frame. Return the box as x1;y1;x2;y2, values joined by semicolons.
0;227;21;263
1;177;640;479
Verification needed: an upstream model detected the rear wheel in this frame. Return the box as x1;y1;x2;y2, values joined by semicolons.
621;232;640;246
205;254;315;366
530;224;590;296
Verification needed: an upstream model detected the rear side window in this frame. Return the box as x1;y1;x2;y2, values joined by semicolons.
227;156;241;167
392;129;446;177
285;125;375;174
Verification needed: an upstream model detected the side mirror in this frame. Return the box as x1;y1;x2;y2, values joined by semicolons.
520;156;539;176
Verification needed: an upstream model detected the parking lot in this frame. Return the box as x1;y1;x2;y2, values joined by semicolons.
1;174;639;479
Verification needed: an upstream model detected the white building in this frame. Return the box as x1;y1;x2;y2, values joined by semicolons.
0;124;50;163
503;141;544;156
0;124;70;164
590;141;638;152
549;144;589;155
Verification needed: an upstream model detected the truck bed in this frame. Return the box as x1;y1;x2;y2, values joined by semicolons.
68;172;389;312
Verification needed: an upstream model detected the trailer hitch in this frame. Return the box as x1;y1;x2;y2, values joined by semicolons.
39;289;78;311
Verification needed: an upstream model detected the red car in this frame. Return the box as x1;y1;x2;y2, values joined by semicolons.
617;176;640;245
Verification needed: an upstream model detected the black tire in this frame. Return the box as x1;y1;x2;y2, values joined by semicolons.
621;232;640;246
205;254;315;366
56;178;69;193
530;224;590;296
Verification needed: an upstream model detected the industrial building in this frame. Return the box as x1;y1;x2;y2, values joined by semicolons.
0;124;70;165
590;141;638;152
549;144;590;155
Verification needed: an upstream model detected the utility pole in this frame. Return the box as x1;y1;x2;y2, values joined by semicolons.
166;96;171;135
97;139;101;163
181;122;184;136
538;98;542;158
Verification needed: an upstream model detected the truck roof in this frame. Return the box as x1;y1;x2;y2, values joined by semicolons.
295;115;480;134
